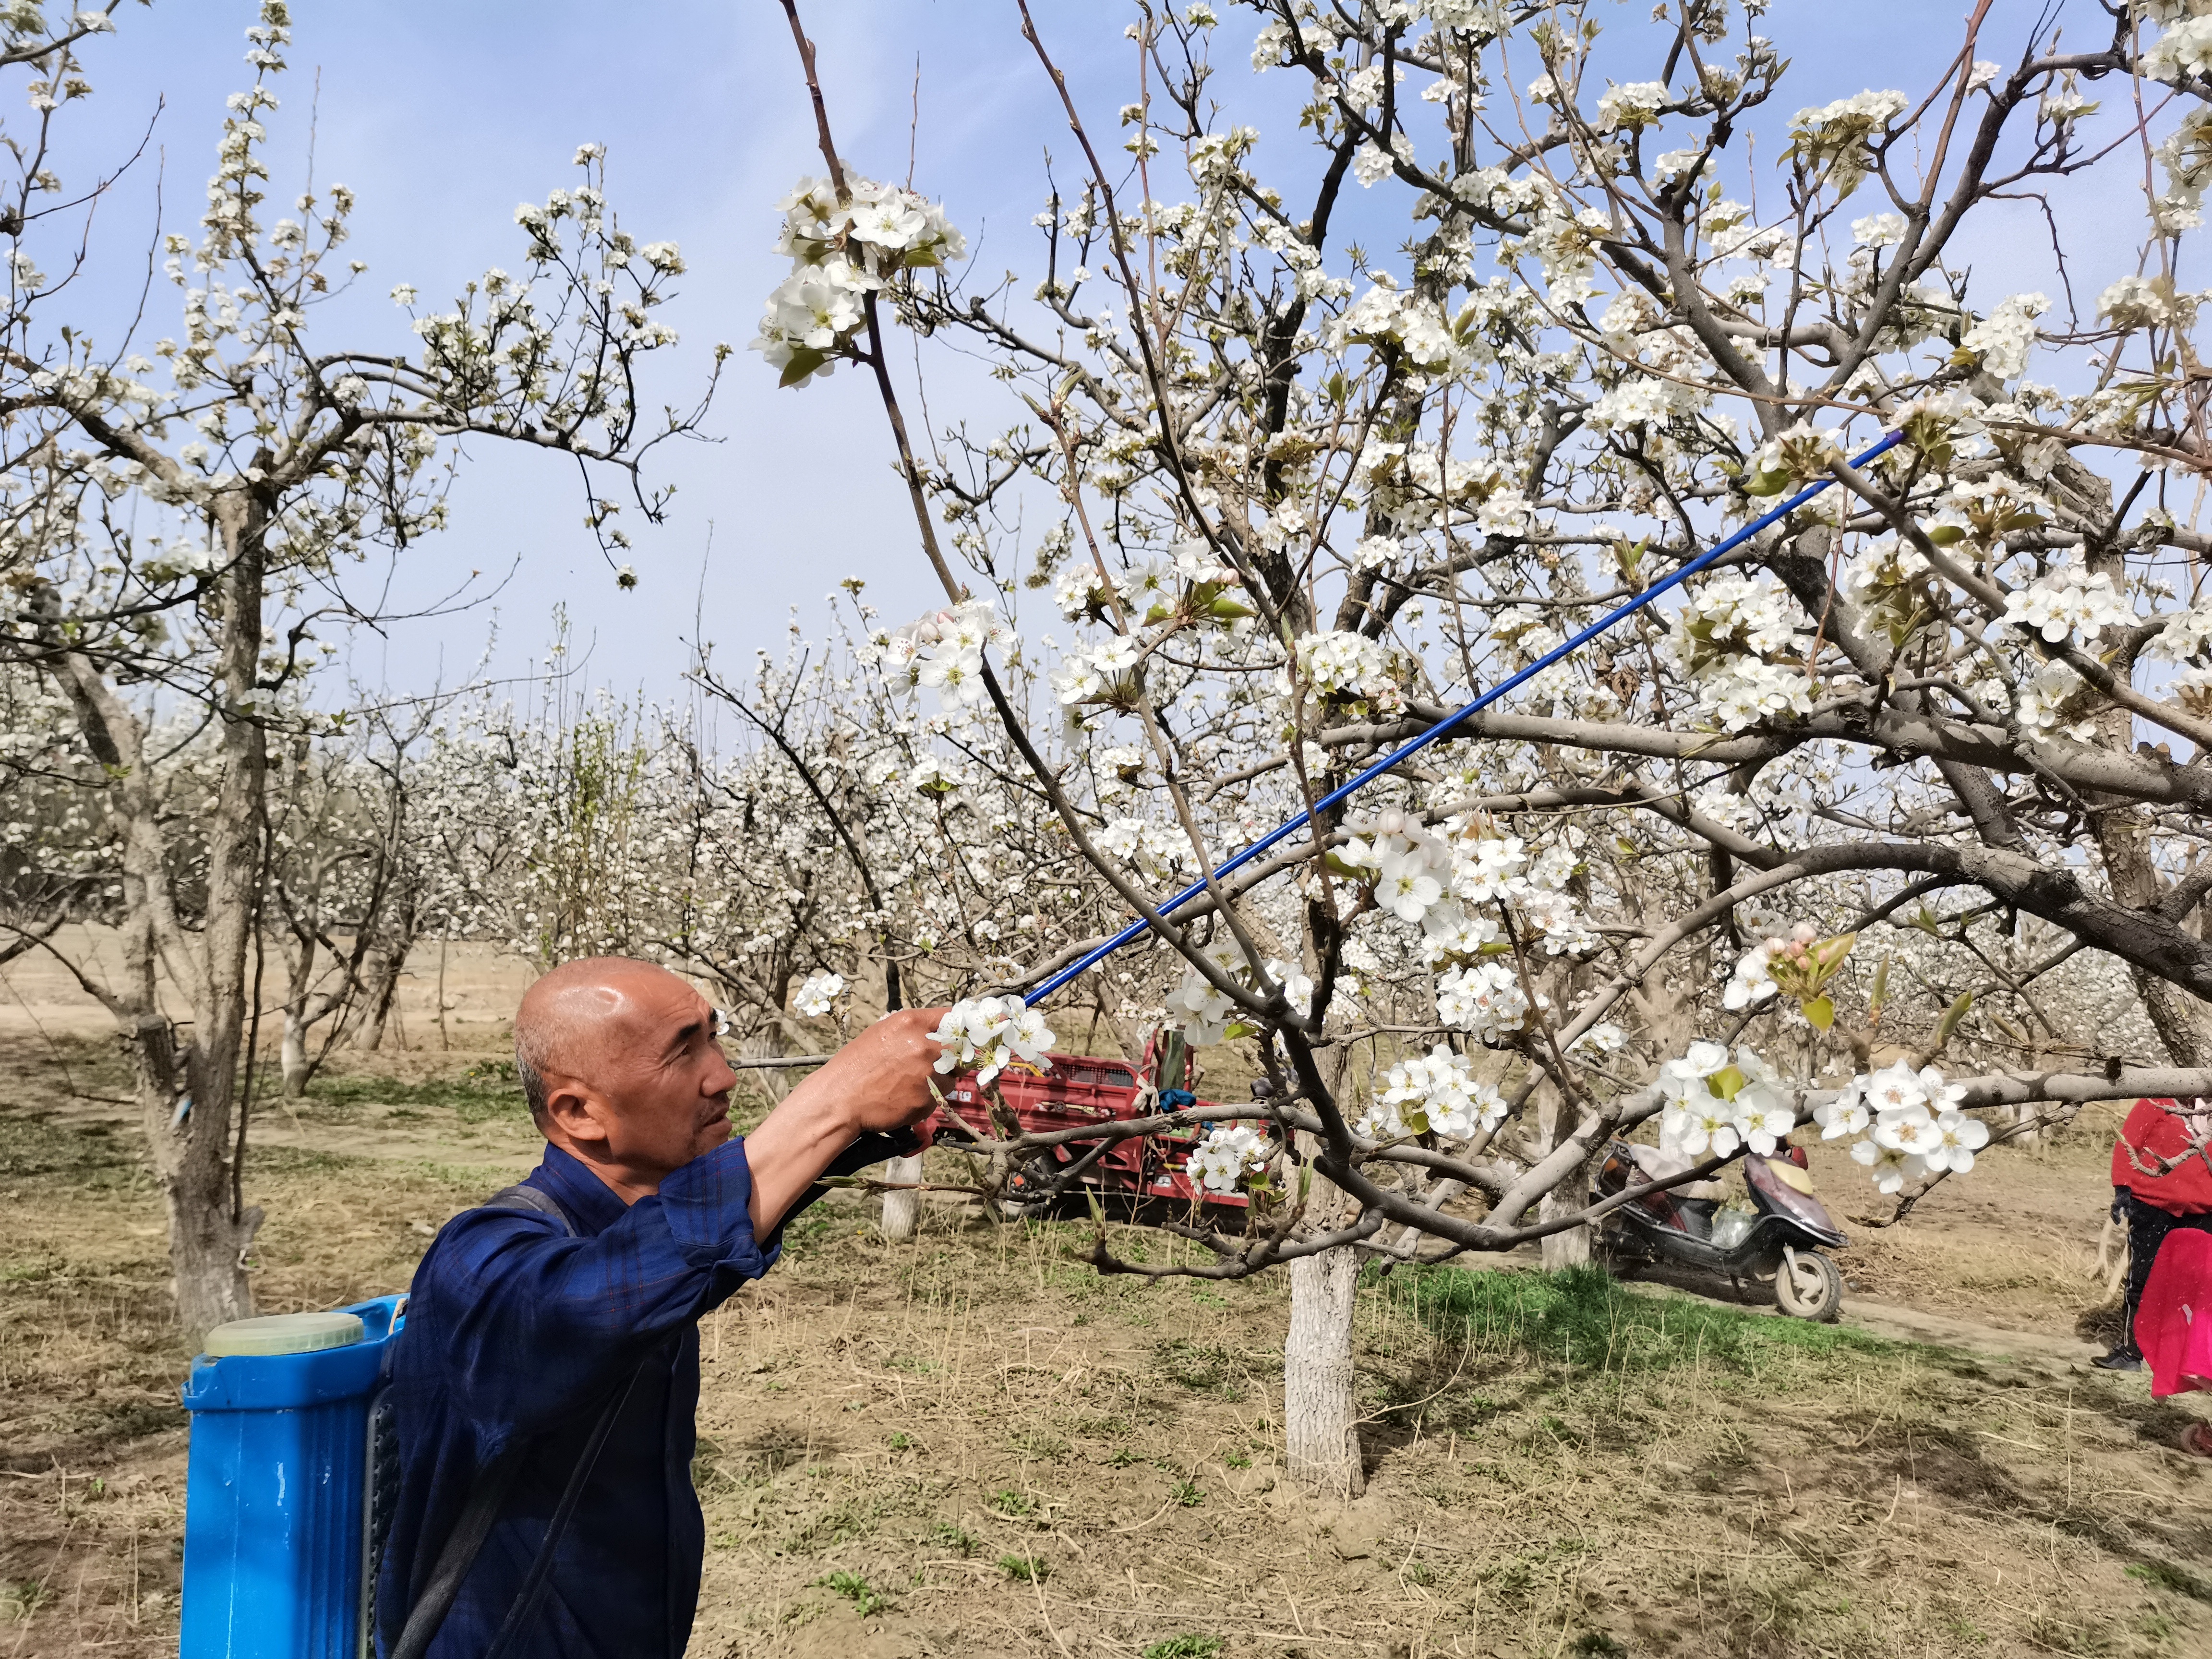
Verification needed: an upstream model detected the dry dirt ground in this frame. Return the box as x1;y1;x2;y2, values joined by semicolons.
3;946;2211;1658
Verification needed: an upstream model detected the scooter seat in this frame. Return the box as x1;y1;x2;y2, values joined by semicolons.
1623;1142;1726;1202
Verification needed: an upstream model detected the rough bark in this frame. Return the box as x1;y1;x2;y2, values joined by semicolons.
279;931;315;1097
1534;1078;1593;1270
2085;518;2212;1072
1285;1244;1365;1499
1284;1125;1365;1499
351;940;405;1050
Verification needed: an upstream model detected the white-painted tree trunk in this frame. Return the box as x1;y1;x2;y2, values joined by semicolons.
1536;1081;1592;1270
1284;1112;1364;1499
1284;1244;1364;1499
279;1010;310;1099
879;1154;924;1240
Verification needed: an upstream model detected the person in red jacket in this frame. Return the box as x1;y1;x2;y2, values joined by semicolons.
2094;1097;2212;1371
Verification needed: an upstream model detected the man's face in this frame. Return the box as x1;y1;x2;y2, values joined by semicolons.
550;965;738;1184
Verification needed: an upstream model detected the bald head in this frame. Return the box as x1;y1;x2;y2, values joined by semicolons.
514;957;700;1130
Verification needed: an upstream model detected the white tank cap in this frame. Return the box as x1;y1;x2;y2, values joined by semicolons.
202;1310;365;1357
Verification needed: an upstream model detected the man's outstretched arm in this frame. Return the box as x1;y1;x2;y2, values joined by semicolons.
739;1007;945;1234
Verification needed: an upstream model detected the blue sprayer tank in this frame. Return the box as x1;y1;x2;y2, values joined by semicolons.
179;1294;407;1659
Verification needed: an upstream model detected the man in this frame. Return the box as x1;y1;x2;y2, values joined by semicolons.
374;957;943;1658
2094;1095;2212;1371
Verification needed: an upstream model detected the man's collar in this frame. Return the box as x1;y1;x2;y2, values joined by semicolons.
528;1141;630;1237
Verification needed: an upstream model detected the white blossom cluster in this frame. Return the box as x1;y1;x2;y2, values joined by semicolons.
1657;1042;1795;1159
1168;940;1313;1045
1328;275;1473;373
1357;1043;1506;1141
1958;292;2050;381
749;172;965;388
1293;628;1408;715
1186;1121;1275;1194
2013;660;2099;743
1815;1062;1989;1193
866;599;1015;709
793;972;845;1017
2002;560;2134;646
1670;573;1815;732
1785;89;1909;193
930;996;1056;1089
2143;596;2212;663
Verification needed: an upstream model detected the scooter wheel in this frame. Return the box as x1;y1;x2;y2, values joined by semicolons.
1774;1249;1843;1322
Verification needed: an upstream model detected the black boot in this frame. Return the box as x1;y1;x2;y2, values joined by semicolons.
2091;1349;2144;1371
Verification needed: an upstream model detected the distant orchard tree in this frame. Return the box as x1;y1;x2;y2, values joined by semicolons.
0;1;716;1344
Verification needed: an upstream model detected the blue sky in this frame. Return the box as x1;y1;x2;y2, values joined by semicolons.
51;1;2153;709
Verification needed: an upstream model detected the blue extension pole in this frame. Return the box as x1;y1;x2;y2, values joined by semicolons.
1021;431;1903;1007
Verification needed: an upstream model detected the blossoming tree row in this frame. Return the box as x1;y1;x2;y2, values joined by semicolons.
749;0;2212;1488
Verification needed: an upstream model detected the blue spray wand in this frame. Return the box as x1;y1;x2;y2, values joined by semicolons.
1021;430;1902;1006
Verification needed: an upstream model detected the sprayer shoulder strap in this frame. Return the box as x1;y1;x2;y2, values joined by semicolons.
386;1184;649;1659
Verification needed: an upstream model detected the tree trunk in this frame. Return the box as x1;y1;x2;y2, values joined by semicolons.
880;1153;924;1240
1284;1244;1364;1499
279;929;315;1097
1535;1080;1593;1270
158;490;274;1345
352;937;405;1050
279;1010;310;1097
2084;521;2212;1070
1284;1122;1365;1499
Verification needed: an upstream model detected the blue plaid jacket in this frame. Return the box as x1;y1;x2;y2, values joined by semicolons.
374;1138;779;1658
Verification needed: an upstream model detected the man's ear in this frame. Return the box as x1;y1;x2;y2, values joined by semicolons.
543;1076;613;1150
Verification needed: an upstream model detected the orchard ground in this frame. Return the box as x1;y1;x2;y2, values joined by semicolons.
2;944;2210;1659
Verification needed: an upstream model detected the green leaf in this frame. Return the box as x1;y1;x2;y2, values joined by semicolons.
1935;991;1975;1048
1926;524;1966;546
1801;994;1835;1032
1810;931;1858;974
1869;956;1890;1018
1710;1065;1747;1101
778;347;830;388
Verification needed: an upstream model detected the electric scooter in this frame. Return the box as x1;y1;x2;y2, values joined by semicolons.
1591;1138;1849;1321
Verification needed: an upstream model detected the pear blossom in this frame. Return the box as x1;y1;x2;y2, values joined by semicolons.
1434;960;1531;1043
1659;1041;1795;1159
1723;941;1779;1010
1923;1109;1990;1173
1362;1044;1504;1141
930;996;1056;1088
793;972;845;1017
1188;1121;1274;1192
2002;560;2133;646
1814;1082;1871;1140
1852;1136;1923;1195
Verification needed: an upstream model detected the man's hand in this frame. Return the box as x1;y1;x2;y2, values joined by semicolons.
785;1007;948;1135
741;1008;948;1234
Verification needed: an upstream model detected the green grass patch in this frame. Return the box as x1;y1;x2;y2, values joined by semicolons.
296;1071;528;1125
0;1111;145;1185
1380;1264;1894;1377
2128;1559;2212;1604
815;1570;893;1618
